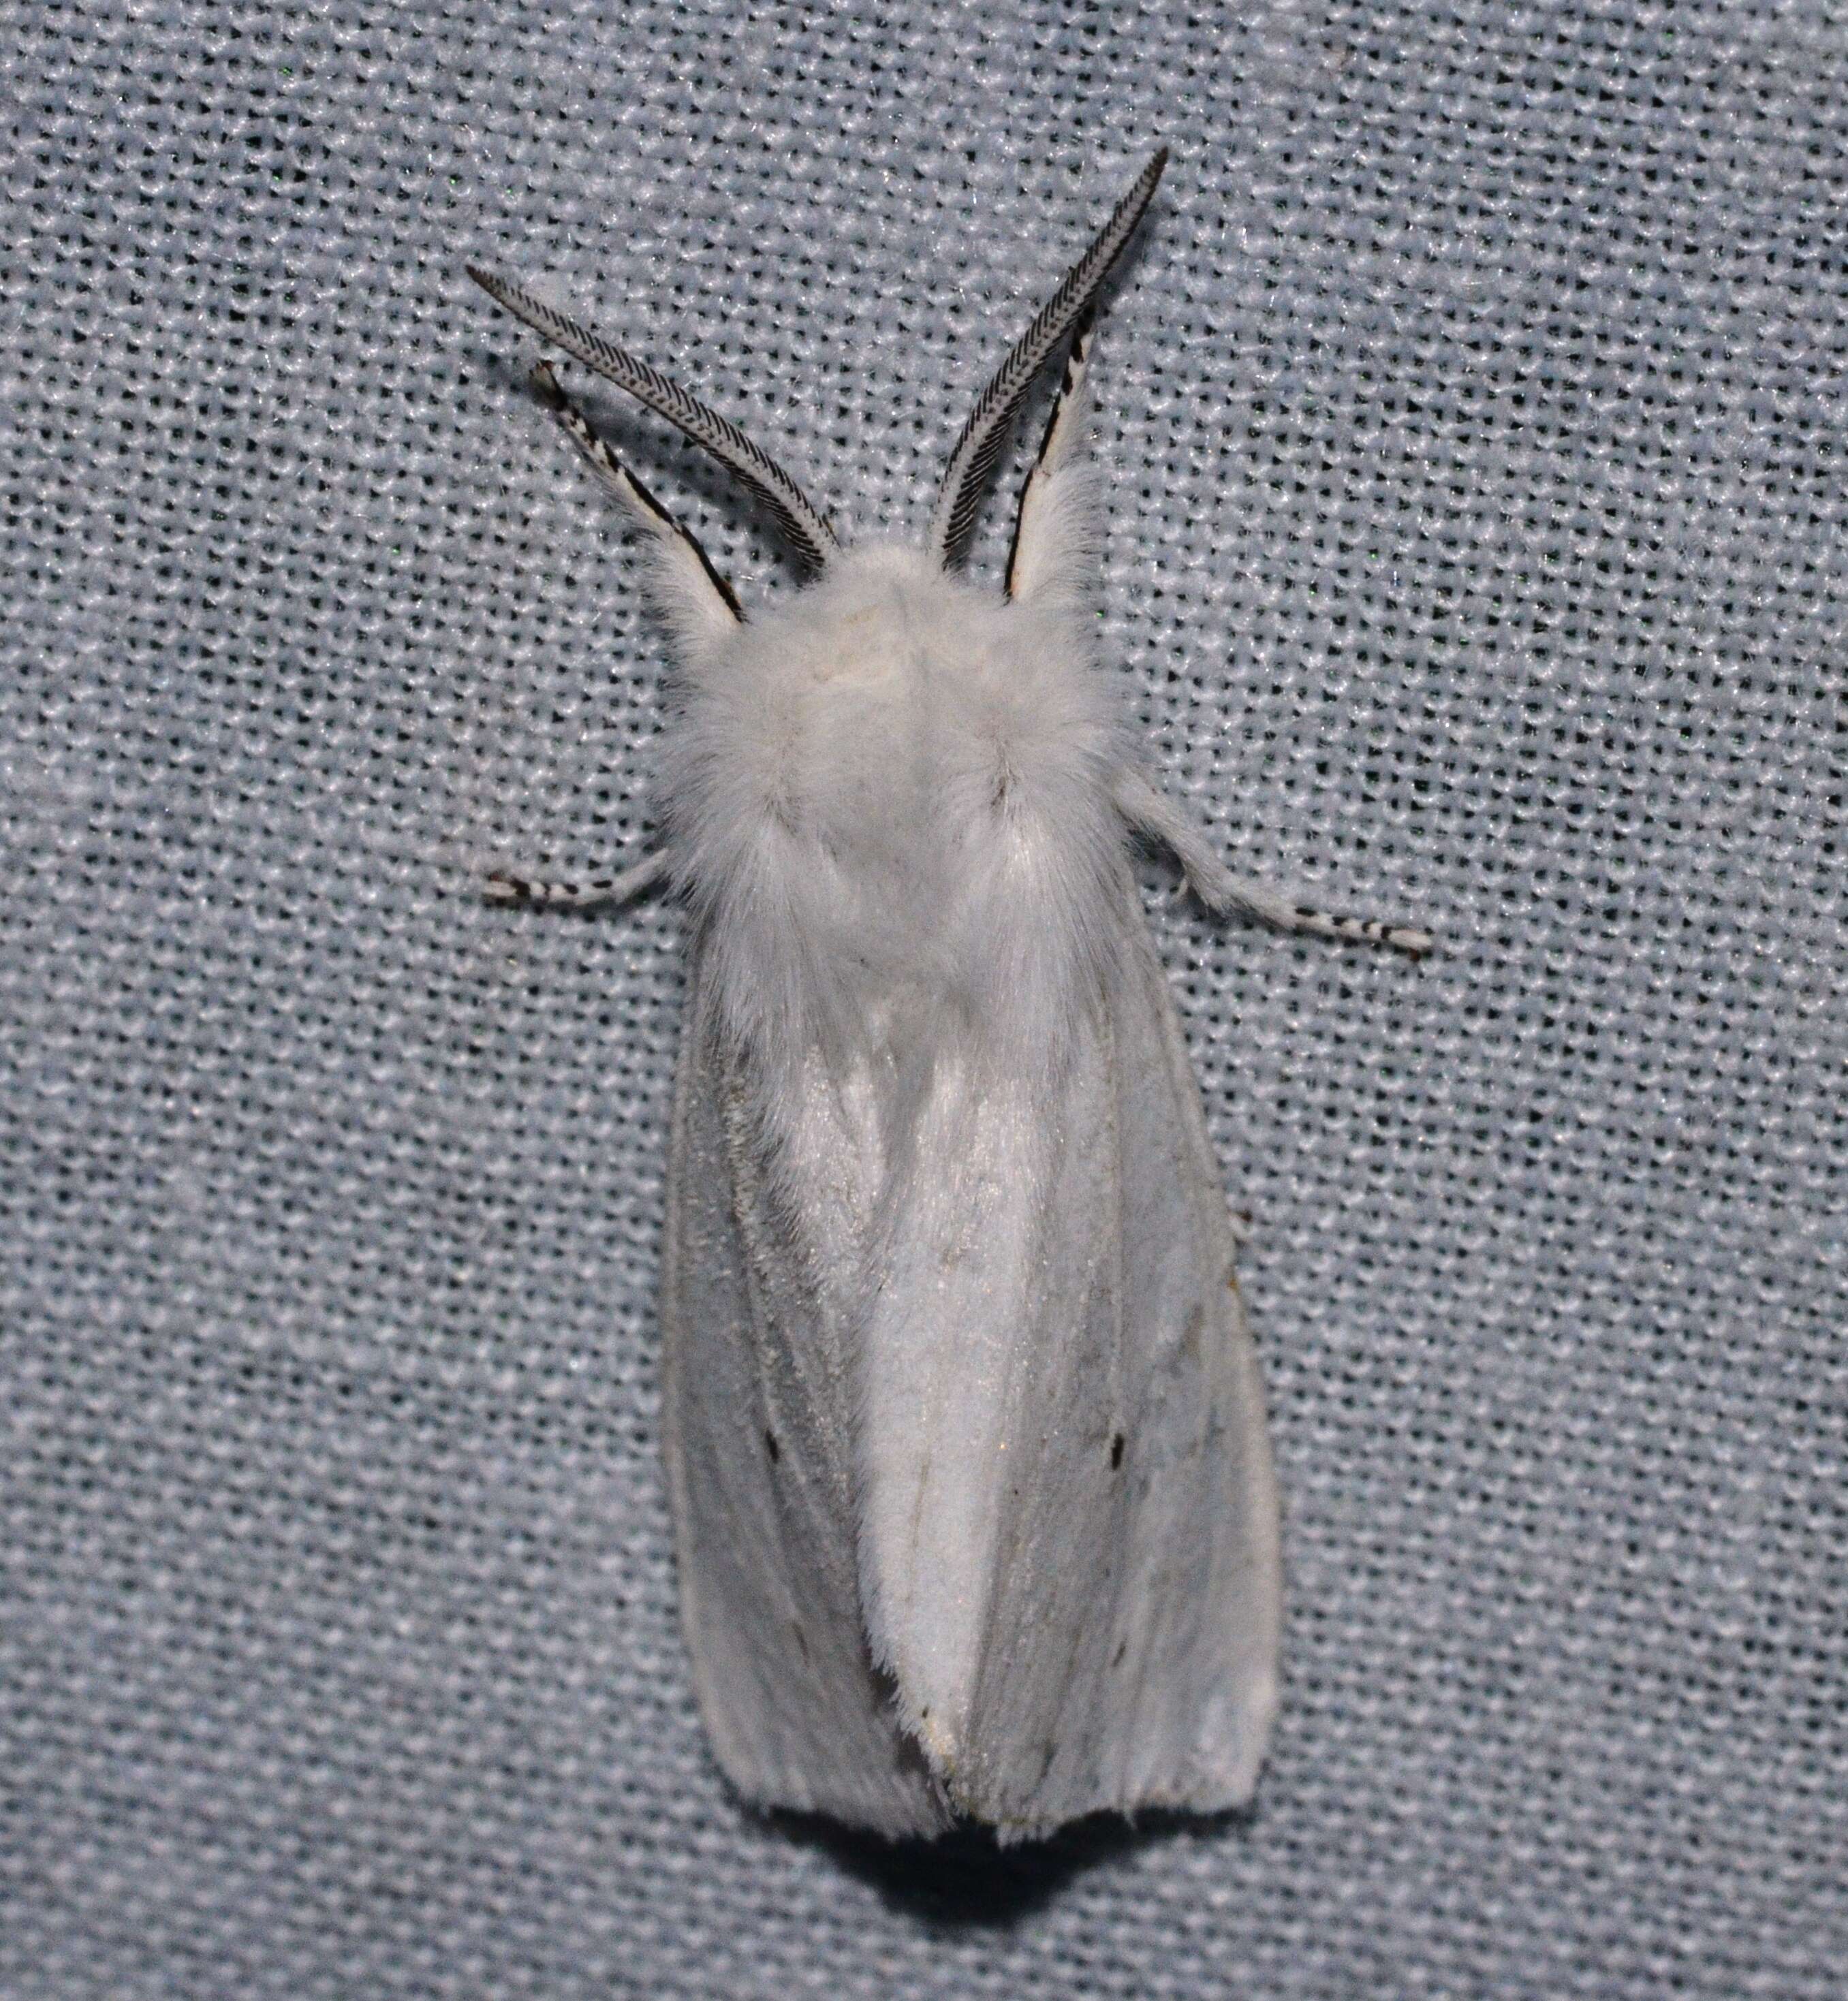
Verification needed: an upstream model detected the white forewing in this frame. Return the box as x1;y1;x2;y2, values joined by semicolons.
660;964;955;1838
663;860;1278;1839
953;886;1280;1833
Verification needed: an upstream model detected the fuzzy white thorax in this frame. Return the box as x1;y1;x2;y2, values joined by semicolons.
659;501;1118;1091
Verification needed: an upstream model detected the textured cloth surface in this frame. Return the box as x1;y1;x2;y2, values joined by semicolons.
4;3;1844;1995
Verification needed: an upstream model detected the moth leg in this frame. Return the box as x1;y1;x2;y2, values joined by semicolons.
483;366;713;919
1112;771;1435;958
529;362;743;627
1005;312;1094;601
484;849;670;910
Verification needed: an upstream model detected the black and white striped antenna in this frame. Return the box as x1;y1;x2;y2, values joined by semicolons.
467;262;841;571
928;148;1167;570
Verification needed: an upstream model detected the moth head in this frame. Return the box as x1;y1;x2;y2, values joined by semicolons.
466;150;1165;619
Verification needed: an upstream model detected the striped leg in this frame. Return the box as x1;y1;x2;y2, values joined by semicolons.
482;367;715;917
484;849;670;911
1006;311;1095;602
529;361;742;624
1112;772;1435;959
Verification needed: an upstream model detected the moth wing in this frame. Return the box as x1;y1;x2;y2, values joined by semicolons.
659;957;954;1838
954;885;1281;1837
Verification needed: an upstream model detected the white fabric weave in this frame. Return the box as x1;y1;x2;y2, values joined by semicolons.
3;2;1842;1993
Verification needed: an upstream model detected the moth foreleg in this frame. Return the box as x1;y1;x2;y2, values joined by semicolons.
484;849;670;910
1005;314;1095;602
1112;771;1435;958
528;362;742;627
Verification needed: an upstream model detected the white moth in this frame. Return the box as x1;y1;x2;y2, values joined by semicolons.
469;151;1431;1842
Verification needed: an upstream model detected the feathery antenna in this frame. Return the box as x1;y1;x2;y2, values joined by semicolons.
929;149;1167;570
467;263;841;570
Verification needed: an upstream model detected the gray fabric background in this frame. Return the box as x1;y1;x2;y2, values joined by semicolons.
4;1;1843;1994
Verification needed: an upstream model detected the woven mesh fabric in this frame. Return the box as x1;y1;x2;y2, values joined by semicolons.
5;1;1844;1994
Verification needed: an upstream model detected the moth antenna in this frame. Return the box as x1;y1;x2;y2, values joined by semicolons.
930;148;1166;570
467;263;841;570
